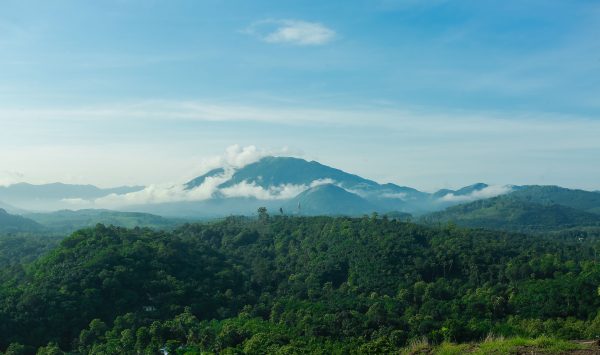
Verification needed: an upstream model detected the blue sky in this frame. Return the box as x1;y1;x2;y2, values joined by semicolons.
0;0;599;191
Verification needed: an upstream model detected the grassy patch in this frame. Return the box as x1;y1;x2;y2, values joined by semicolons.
401;337;430;354
434;342;471;355
420;336;588;354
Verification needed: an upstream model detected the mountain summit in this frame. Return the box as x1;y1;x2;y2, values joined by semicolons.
170;156;496;217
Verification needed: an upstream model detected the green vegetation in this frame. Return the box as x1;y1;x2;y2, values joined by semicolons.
0;214;599;353
0;234;61;269
510;185;600;214
422;196;600;233
431;336;586;354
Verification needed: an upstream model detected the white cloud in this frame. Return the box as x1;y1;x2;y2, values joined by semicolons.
90;147;333;207
439;185;513;203
220;181;303;200
246;20;335;46
0;170;25;186
5;100;599;139
309;178;336;188
184;145;300;184
60;198;90;205
220;178;336;200
2;101;600;191
381;192;408;200
223;145;267;168
95;169;234;207
94;175;337;208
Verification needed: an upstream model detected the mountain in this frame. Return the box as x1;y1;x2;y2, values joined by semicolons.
285;183;376;216
132;157;531;218
178;157;438;216
212;157;379;190
24;209;184;233
8;157;598;222
0;208;43;233
422;195;600;232
0;183;144;211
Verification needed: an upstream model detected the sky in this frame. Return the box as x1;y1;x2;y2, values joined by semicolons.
0;0;599;191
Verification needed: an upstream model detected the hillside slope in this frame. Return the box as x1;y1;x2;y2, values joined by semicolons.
422;196;600;232
0;208;42;233
509;185;600;214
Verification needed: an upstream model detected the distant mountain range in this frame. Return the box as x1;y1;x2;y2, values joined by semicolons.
0;156;599;233
0;183;143;211
144;156;480;217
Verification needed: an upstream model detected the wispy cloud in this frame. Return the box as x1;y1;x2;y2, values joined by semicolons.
245;19;335;46
3;99;600;138
2;101;599;191
95;174;334;207
0;170;25;186
184;145;300;184
89;145;306;207
439;185;513;203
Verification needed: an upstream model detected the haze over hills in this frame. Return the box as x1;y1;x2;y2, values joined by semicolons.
0;183;144;212
122;156;496;217
0;208;186;234
24;209;186;234
1;157;599;222
0;200;22;215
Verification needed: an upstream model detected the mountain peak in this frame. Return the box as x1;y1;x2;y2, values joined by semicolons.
216;156;379;190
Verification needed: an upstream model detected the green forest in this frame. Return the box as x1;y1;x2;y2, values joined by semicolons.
1;213;599;354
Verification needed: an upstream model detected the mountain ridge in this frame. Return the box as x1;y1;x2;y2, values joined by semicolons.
2;157;599;220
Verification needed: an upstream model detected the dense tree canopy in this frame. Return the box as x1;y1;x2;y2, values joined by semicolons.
0;216;599;353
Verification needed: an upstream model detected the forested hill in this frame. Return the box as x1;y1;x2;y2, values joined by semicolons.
1;216;599;353
421;196;600;233
0;208;42;233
